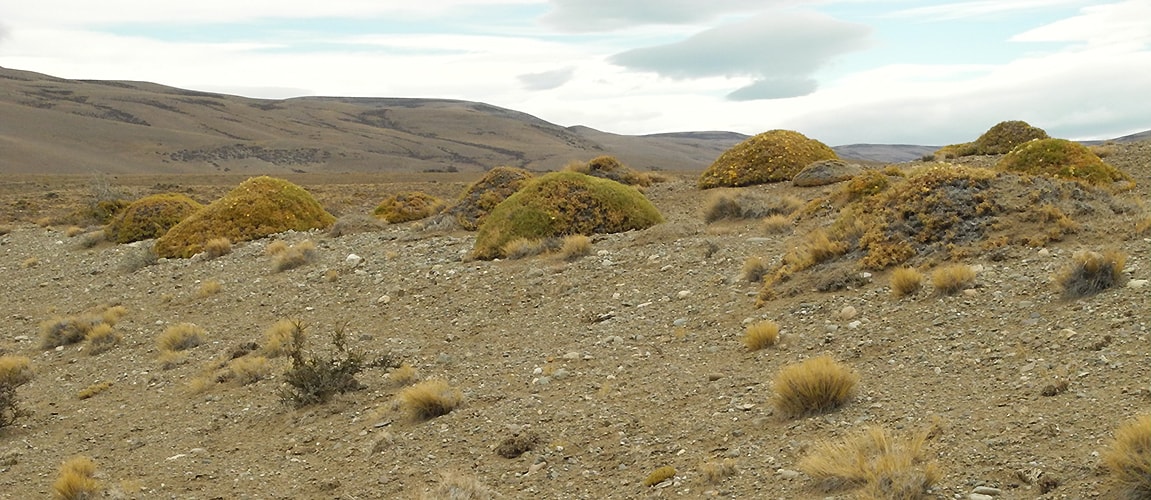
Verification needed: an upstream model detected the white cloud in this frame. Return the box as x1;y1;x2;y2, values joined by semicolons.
540;0;778;32
517;67;575;90
1010;0;1151;48
883;0;1086;21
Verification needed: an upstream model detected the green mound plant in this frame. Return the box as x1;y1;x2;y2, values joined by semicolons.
448;166;533;230
154;176;334;258
936;120;1049;158
997;138;1129;185
104;193;203;243
698;129;837;188
565;155;653;186
471;171;663;260
373;191;445;223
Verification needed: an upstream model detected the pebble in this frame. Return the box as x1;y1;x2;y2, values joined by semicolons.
377;295;391;304
968;494;993;500
676;290;692;299
776;469;800;479
562;351;581;360
1038;248;1050;257
672;318;688;327
972;486;1003;496
838;306;857;320
345;254;363;267
847;320;861;329
1127;279;1148;289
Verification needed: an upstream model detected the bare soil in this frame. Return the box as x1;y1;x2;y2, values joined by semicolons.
0;145;1148;499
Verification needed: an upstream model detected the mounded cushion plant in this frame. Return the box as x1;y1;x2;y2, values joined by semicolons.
448;166;533;230
936;120;1049;158
104;193;203;243
155;176;334;258
996;138;1129;185
566;155;652;187
698;129;837;188
373;191;444;223
471;171;664;260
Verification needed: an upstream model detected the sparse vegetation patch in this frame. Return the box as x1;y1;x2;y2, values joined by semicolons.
799;426;940;498
998;138;1129;185
1103;414;1151;499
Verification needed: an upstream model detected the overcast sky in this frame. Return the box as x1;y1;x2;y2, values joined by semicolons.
1;0;1148;145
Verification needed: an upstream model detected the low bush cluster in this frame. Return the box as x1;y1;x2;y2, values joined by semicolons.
373;191;445;223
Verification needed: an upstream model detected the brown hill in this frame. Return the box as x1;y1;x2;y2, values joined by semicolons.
0;67;743;175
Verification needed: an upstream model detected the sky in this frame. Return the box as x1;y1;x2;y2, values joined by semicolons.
0;0;1148;145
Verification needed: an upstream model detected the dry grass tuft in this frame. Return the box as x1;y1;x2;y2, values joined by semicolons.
741;256;769;283
77;381;113;400
0;355;34;429
222;356;271;385
743;320;780;351
51;455;102;500
1103;414;1151;499
761;214;793;234
1056;249;1127;299
157;323;206;353
501;238;550;260
398;379;463;422
424;472;496;500
799;426;940;498
643;465;677;487
699;459;739;484
388;364;419;387
22;256;40;268
264;239;289;256
262;319;303;358
197;279;223;298
931;264;975;296
202;237;232;259
558;234;592;261
890;267;924;297
772;355;859;418
83;323;122;355
272;239;318;272
39;306;124;350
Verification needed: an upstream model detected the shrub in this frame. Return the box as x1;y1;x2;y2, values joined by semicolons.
388;364;419;387
448;166;533;230
772;355;858;418
742;257;769;283
997;138;1129;185
202;237;232;259
558;234;592;261
799;426;940;498
157;323;206;353
398;379;463;422
643;466;677;487
890;267;924;297
565;155;653;186
197;279;223;297
154;176;334;258
1056;250;1126;298
51;455;102;500
280;322;378;407
373;191;445;223
495;430;542;459
471;171;664;260
835;169;891;204
104;193;203;244
1103;414;1151;498
84;323;122;355
40;313;107;349
0;355;34;429
743;320;780;351
698;129;837;188
272;240;317;272
931;264;975;295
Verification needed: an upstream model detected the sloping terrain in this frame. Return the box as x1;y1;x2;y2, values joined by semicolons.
0;142;1147;499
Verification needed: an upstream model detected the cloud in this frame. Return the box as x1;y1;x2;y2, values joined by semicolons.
609;11;870;99
540;0;775;32
1010;0;1151;48
883;0;1084;21
517;67;575;90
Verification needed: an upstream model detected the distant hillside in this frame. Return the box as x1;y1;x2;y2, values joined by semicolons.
832;144;940;163
0;67;743;175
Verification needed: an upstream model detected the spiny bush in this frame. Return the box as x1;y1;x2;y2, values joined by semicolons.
799;426;940;498
373;191;445;223
1056;249;1126;298
998;138;1129;185
471;171;663;260
1103;414;1151;499
643;466;677;487
772;355;859;418
279;322;392;407
157;323;206;353
51;455;101;500
0;355;34;429
398;379;464;422
154;176;334;258
448;166;533;230
565;155;653;187
104;193;203;244
931;264;976;295
743;320;780;351
698;129;837;188
890;267;924;297
936;120;1049;158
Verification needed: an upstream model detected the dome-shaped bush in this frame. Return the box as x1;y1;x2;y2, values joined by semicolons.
935;120;1049;158
471;171;663;259
154;176;334;258
698;130;837;189
567;156;652;187
447;167;533;230
997;138;1128;185
105;193;203;243
373;191;445;223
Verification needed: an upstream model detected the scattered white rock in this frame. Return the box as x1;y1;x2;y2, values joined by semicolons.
676;290;692;299
847;320;862;329
968;494;993;500
972;486;1002;496
776;469;800;479
1127;279;1148;289
838;306;857;320
345;253;363;267
377;295;391;304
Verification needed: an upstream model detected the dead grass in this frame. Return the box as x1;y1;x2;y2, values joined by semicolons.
0;355;34;429
890;267;924;297
424;472;496;500
197;279;222;298
741;256;769;283
51;455;102;500
77;381;113;400
1103;414;1151;499
1056;249;1127;299
772;355;859;418
558;234;592;261
502;238;550;260
799;426;940;498
262;319;303;358
264;239;289;256
743;320;780;351
157;322;206;353
699;459;739;484
21;256;39;268
643;465;677;487
398;379;463;422
272;239;317;272
761;214;792;234
202;237;232;259
388;364;419;387
222;356;271;385
83;323;122;355
931;264;975;296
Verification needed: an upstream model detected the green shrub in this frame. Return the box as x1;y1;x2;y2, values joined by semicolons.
104;193;203;244
154;176;334;258
471;171;663;260
698;130;837;188
448;166;533;230
279;322;394;407
997;138;1129;185
373;191;445;223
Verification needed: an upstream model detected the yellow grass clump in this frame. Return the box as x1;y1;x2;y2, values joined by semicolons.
699;459;739;485
157;323;206;353
197;279;222;297
373;191;445;223
1103;414;1151;498
743;320;780;351
890;267;924;297
77;381;113;400
83;323;122;355
51;455;102;500
772;355;859;418
931;264;975;295
388;364;419;387
799;426;940;498
272;239;317;272
263;319;304;358
398;379;463;422
1056;249;1126;299
742;256;769;283
643;466;677;487
202;237;232;259
558;234;592;261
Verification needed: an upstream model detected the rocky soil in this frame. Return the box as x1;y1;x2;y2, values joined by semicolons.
0;144;1148;499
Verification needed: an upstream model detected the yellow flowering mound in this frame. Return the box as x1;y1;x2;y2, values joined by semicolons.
698;130;837;188
373;191;445;223
447;166;533;230
997;138;1129;185
155;176;334;258
104;193;203;243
